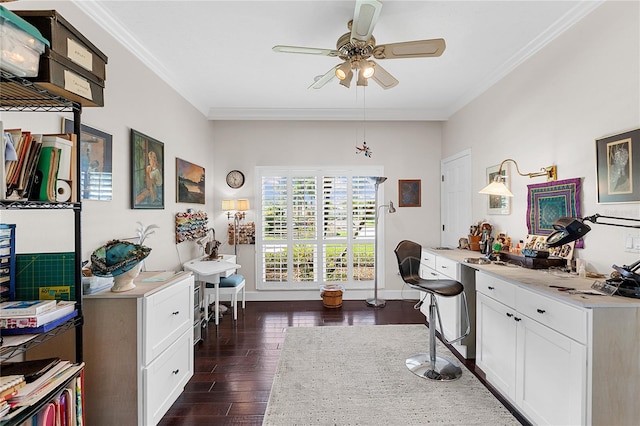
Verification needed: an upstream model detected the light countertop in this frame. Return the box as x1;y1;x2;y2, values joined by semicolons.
424;247;640;309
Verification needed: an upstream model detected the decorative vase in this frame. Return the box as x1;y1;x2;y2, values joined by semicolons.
111;262;142;292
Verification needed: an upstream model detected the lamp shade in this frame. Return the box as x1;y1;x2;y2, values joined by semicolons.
222;199;236;211
478;181;513;197
237;199;250;211
335;62;351;80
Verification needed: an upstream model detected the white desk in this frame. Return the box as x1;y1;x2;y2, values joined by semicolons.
183;258;241;325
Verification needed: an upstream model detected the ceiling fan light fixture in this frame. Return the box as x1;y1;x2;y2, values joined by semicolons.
357;68;369;86
340;72;353;88
335;61;352;80
359;59;375;78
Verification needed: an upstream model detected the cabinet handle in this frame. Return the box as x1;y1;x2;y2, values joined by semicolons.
172;369;180;375
441;265;447;269
506;313;513;318
172;311;180;315
536;309;546;314
514;317;522;322
487;286;495;290
430;272;438;277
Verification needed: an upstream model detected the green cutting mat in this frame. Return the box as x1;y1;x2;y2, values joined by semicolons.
15;252;75;300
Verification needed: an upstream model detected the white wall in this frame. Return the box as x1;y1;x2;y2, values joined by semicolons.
2;1;214;272
210;120;443;298
443;0;640;274
3;0;638;300
1;2;443;300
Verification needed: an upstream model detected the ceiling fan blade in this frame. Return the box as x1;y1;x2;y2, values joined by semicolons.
308;66;338;89
373;39;446;59
351;0;383;44
272;45;339;57
370;61;399;90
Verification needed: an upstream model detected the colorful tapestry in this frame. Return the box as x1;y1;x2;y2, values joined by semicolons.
526;178;583;248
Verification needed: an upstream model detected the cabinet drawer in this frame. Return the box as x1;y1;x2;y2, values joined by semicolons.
143;330;194;425
420;249;436;270
435;256;458;279
516;287;587;343
476;272;516;307
143;276;194;365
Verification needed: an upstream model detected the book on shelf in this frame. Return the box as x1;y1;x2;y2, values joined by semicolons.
0;309;78;335
1;358;61;383
0;301;76;329
34;145;61;202
0;375;25;400
11;362;84;407
0;300;56;317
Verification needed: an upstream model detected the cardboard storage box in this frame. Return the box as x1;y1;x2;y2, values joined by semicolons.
34;51;104;107
14;10;108;83
0;5;49;77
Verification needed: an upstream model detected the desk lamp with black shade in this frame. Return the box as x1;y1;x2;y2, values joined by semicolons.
547;214;640;298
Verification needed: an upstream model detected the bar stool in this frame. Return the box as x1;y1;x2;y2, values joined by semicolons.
394;240;470;381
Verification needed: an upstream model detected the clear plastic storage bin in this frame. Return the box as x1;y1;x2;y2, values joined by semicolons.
0;5;49;77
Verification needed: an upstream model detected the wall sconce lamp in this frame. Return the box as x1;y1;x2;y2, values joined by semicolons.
479;158;557;197
222;199;250;255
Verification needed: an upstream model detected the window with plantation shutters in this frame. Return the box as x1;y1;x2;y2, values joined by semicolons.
256;166;383;290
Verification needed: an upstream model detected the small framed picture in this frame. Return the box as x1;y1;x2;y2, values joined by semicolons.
398;179;421;207
176;158;205;204
487;163;510;214
63;119;113;201
131;129;164;209
595;128;640;203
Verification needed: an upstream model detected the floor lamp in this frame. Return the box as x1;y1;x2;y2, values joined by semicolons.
366;177;396;308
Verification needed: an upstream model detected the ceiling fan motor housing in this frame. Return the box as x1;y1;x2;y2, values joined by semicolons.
337;32;375;64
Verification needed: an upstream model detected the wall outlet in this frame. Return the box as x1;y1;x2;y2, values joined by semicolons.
624;233;640;253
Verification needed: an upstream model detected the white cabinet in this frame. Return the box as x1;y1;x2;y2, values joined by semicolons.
83;271;194;426
419;249;475;359
477;272;586;425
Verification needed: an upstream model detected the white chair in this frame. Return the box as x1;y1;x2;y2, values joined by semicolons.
203;273;245;321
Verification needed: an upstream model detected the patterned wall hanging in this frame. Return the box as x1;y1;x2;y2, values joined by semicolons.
526;178;583;248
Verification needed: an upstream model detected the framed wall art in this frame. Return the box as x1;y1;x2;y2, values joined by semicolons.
398;179;421;207
486;163;510;215
63;119;113;201
595;128;640;203
176;158;205;204
131;129;164;209
526;177;583;247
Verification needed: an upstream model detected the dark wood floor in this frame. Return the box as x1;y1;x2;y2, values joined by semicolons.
158;299;527;426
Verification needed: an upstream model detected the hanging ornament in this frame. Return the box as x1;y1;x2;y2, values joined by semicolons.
356;141;373;157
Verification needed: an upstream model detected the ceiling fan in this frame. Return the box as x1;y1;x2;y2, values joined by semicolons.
272;0;446;90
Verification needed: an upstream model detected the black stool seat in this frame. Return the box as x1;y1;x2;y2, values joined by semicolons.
405;278;463;297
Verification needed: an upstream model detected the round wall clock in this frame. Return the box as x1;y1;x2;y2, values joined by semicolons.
226;170;245;188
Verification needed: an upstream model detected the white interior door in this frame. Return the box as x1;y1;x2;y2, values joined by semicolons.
441;150;472;248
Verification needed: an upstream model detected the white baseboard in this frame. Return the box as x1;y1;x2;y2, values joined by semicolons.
239;288;422;302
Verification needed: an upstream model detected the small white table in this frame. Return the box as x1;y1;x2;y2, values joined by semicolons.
183;258;241;326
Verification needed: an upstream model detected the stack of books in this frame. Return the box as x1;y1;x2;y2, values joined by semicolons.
0;358;85;423
0;374;26;418
0;300;77;335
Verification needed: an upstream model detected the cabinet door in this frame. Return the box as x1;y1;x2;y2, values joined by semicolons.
516;315;586;425
418;264;459;342
476;293;517;401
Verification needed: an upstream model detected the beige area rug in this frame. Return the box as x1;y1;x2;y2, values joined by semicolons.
263;324;520;426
